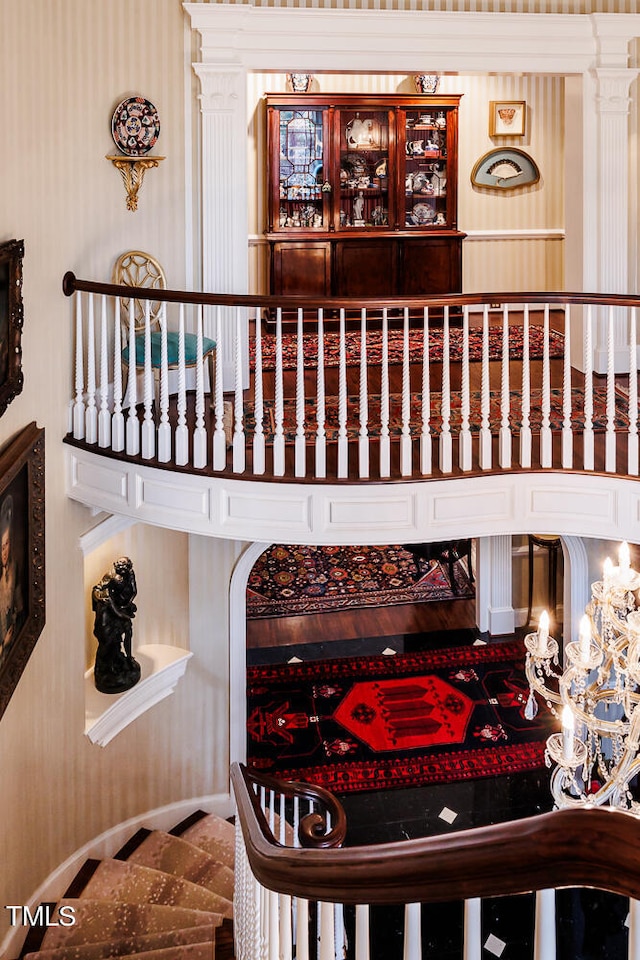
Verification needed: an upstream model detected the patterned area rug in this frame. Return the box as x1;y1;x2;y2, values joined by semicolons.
246;385;629;442
250;325;565;371
246;639;556;794
247;543;474;620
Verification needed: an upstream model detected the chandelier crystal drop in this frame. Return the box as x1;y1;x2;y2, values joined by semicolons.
525;541;640;812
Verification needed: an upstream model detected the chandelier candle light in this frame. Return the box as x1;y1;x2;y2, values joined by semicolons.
525;541;640;811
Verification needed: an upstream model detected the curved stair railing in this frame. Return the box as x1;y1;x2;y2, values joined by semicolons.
232;762;640;960
63;273;640;482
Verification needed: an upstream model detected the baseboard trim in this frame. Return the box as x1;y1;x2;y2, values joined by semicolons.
0;791;232;960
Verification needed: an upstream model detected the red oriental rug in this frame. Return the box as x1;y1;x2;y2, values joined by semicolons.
245;385;629;443
247;543;474;620
246;640;556;794
250;325;565;372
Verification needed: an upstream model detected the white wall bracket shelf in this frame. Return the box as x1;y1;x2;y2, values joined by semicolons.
85;643;193;746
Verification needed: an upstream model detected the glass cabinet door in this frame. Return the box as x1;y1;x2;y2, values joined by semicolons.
335;109;391;230
277;108;327;230
401;108;449;229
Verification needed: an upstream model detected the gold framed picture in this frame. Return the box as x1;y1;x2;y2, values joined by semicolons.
489;101;526;137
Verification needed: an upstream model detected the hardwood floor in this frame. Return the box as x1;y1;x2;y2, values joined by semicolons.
246;595;476;648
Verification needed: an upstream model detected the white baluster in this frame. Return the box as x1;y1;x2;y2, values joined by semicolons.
141;299;155;460
463;898;481;960
125;297;140;456
157;303;171;463
261;883;269;960
606;304;617;472
403;903;422;960
400;307;412;476
213;304;227;471
629;307;638;476
280;892;293;960
439;306;452;473
318;901;335;960
85;293;98;444
279;792;286;843
583;303;595;470
338;308;348;479
175;303;188;466
232;307;245;473
253;308;266;475
420;307;432;475
380;308;391;478
533;889;556;960
295;307;306;477
498;304;511;469
98;295;111;449
73;292;85;440
459;305;472;470
479;304;492;470
355;904;370;960
561;304;573;469
193;303;207;469
540;303;552;468
519;304;531;469
315;308;326;479
629;899;640;960
296;897;310;960
359;308;369;479
273;307;285;477
269;889;279;960
334;904;346;960
112;297;125;452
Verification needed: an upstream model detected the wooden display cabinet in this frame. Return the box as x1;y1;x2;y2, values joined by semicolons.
265;93;465;314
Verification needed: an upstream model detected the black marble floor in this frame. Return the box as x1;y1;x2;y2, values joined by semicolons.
247;628;630;959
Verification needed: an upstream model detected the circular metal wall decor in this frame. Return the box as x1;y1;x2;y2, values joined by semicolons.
471;147;540;190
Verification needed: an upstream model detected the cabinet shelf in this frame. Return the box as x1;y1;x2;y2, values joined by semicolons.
266;92;462;304
84;643;193;747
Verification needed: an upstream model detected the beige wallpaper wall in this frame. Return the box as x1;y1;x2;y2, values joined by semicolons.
0;0;240;941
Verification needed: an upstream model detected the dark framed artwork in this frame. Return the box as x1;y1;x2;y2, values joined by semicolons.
0;422;45;720
0;239;25;417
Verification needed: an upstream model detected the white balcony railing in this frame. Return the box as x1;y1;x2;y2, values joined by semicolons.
63;274;640;483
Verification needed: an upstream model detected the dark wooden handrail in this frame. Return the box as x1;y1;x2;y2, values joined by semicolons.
62;271;640;313
232;762;640;905
240;766;347;849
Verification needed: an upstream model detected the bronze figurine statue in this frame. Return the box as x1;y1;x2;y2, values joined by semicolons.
92;557;141;694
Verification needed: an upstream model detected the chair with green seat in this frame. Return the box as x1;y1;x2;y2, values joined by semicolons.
113;250;216;410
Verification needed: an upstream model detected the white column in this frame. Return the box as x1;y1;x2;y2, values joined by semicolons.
192;61;249;391
476;536;515;637
585;19;639;372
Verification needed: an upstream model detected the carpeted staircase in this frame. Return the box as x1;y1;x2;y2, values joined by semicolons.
19;811;235;960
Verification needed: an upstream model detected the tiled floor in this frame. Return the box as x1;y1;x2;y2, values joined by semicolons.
247;627;630;959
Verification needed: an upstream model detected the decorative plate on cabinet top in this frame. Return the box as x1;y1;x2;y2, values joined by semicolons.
111;96;160;156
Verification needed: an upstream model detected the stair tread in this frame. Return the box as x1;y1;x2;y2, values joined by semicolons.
177;815;235;870
23;923;216;959
78;859;232;917
35;900;222;951
26;944;215;960
125;831;234;900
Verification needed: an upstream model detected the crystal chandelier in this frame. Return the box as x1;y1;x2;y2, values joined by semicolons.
525;541;640;812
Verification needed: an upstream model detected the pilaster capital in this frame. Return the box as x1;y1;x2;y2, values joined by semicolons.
193;64;245;114
592;68;638;115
